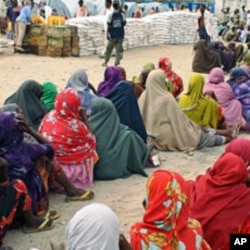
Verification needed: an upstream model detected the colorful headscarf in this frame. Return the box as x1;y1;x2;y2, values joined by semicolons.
66;203;120;250
179;73;218;128
188;153;250;250
208;67;225;84
225;138;250;163
227;67;250;86
39;88;96;165
66;69;96;115
130;170;210;250
97;67;122;97
143;62;155;71
40;81;58;110
159;57;183;97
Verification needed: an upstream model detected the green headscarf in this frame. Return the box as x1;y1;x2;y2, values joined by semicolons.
178;73;219;128
143;62;155;71
40;82;58;110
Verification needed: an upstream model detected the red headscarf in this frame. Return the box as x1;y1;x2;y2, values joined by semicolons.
188;152;250;250
39;88;96;165
130;170;210;250
225;138;250;164
159;57;184;97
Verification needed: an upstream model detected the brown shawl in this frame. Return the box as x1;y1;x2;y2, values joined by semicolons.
138;69;201;152
192;40;221;74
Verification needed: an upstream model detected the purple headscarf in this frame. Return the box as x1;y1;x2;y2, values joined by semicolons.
97;67;122;97
0;112;54;213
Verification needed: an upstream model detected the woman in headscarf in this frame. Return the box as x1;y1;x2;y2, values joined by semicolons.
159;56;184;97
203;67;245;128
40;81;58;111
66;203;132;250
89;98;150;180
106;81;148;142
179;73;221;129
39;88;98;191
66;69;97;116
187;152;250;250
4;80;48;131
192;40;221;74
0;158;54;248
0;112;54;216
227;67;250;124
139;69;233;153
130;170;211;250
97;66;122;97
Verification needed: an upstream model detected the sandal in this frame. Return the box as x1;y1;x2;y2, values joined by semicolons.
45;210;61;220
64;190;94;202
22;218;54;234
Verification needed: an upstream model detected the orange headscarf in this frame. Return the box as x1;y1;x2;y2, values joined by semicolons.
130;170;210;250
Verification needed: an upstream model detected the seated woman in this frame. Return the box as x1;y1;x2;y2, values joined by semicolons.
204;67;245;128
66;203;132;250
159;56;184;97
39;88;97;191
97;66;122;97
66;69;97;116
105;81;148;142
40;81;58;111
179;73;221;129
4;80;49;131
89;98;150;180
227;67;250;124
0;158;54;249
187;152;250;250
0;112;55;216
130;170;210;250
192;40;221;74
139;70;235;153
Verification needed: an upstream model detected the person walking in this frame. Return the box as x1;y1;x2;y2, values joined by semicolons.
102;0;126;67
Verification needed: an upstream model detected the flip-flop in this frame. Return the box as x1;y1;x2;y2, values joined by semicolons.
22;218;54;234
64;190;94;202
45;210;61;220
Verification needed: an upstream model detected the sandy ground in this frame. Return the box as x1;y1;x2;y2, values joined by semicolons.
1;44;249;250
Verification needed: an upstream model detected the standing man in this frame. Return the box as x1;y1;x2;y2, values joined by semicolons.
76;0;88;18
102;0;126;67
197;4;211;44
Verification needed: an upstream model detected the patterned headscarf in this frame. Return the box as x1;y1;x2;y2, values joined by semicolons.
159;57;183;97
97;67;122;97
39;88;96;165
130;170;210;250
227;67;250;86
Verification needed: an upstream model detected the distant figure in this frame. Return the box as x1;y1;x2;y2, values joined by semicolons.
221;6;230;25
155;6;159;13
102;0;126;67
134;6;142;18
198;4;211;43
123;4;128;17
76;0;88;17
148;7;156;15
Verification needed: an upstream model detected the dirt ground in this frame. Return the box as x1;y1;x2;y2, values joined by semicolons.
0;44;249;250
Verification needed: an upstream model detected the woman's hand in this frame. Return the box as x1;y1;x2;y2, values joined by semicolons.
15;113;32;133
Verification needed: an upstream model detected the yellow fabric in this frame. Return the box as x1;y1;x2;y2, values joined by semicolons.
138;69;201;152
178;73;219;129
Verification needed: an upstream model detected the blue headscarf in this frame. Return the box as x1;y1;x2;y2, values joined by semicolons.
227;67;250;87
105;81;148;142
66;69;96;115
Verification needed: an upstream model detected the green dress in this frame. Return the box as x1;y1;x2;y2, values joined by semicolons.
89;98;150;180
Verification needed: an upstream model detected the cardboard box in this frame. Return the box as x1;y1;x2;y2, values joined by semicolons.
62;48;72;57
63;26;71;37
30;35;40;46
70;26;78;37
47;26;64;38
71;47;80;57
30;45;38;55
71;36;79;48
48;37;63;48
30;25;47;36
38;46;47;56
37;36;47;47
63;37;71;49
47;48;62;57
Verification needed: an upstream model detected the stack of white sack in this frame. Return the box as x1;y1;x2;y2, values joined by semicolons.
67;11;218;56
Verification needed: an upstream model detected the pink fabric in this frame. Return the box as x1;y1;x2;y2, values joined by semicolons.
204;67;244;126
